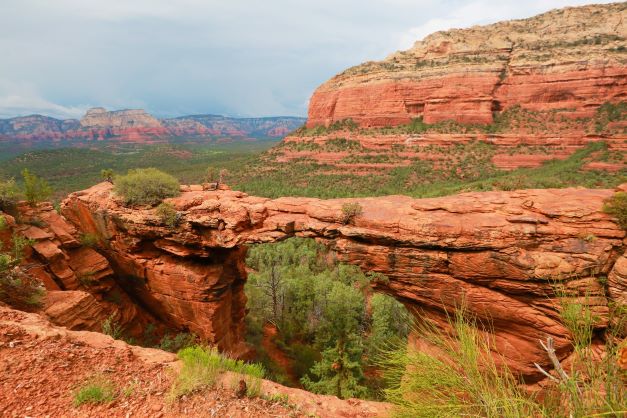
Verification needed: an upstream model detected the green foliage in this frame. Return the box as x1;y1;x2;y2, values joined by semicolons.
341;202;363;224
595;101;627;133
603;191;627;230
101;314;124;340
0;178;20;212
368;294;411;350
100;168;115;183
205;166;218;183
245;237;410;399
79;233;99;248
114;168;180;206
73;375;117;406
380;309;541;418
168;345;265;401
156;202;179;227
21;168;52;206
158;332;197;353
0;216;6;231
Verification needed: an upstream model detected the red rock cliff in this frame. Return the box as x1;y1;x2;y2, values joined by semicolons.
61;183;625;381
307;3;626;128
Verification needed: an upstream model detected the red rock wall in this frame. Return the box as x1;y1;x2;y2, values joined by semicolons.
61;183;625;380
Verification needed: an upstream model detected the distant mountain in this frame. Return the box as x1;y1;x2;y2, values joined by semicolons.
0;107;306;144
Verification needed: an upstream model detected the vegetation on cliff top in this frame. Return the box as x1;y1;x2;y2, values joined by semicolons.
114;168;180;206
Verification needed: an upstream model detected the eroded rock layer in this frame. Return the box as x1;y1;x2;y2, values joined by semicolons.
307;3;626;128
62;182;626;380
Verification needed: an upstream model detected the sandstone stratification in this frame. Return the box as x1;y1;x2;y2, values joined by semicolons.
62;182;625;380
307;3;626;128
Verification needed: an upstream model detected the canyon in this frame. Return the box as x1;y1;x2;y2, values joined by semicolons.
0;107;305;144
3;181;623;384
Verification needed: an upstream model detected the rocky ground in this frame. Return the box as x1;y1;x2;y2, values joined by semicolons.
0;305;389;417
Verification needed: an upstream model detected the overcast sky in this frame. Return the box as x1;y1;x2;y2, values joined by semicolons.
0;0;616;119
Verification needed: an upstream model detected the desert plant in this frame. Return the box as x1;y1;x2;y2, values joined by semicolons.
205;166;218;183
158;332;197;353
341;202;363;224
603;191;627;230
0;178;20;212
379;308;542;418
21;169;52;206
156;202;179;227
168;345;265;402
101;314;124;340
113;168;180;206
79;233;99;248
100;169;115;183
73;375;117;406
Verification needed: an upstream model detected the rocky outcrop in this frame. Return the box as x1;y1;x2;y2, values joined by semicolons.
0;108;305;143
62;182;625;381
0;202;157;335
307;3;626;128
0;305;389;417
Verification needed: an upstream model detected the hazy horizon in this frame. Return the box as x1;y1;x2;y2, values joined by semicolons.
0;0;617;119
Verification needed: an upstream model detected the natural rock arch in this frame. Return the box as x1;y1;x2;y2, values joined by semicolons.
61;183;625;382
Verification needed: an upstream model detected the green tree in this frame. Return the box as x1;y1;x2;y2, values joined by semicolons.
21;169;52;207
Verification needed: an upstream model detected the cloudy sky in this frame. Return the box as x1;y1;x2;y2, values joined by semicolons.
0;0;616;119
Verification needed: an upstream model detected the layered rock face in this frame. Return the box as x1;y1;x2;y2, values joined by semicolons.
307;3;626;128
0;202;156;335
62;182;625;381
0;108;305;143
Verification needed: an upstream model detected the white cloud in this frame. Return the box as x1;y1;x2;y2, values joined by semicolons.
0;81;86;119
0;0;620;119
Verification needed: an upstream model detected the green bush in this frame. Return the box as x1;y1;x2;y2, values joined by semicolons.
73;375;117;406
158;332;197;353
603;191;627;230
100;169;115;183
79;233;99;248
168;345;265;402
156;202;179;227
341;202;363;224
0;178;20;212
21;169;52;206
113;168;180;206
379;309;541;417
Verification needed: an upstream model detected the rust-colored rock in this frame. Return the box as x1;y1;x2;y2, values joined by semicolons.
307;3;626;128
62;182;625;380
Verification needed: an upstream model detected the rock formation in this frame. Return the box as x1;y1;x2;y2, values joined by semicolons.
0;108;305;143
61;182;625;382
307;3;626;128
273;2;626;174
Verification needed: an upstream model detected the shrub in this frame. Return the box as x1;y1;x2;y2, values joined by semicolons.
158;332;197;353
79;233;99;248
0;269;45;311
603;191;627;230
379;309;541;418
73;375;117;406
21;169;52;206
0;216;6;231
113;168;180;206
100;169;115;183
156;202;179;227
0;178;20;212
341;202;363;224
101;314;124;340
168;345;265;402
